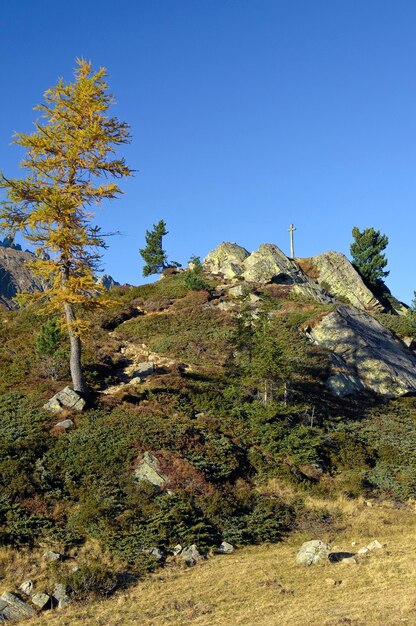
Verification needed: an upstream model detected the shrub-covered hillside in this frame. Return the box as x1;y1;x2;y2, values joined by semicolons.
0;268;415;603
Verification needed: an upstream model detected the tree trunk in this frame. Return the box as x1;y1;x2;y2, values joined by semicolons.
64;301;88;394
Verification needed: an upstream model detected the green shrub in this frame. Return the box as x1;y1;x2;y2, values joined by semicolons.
61;559;118;599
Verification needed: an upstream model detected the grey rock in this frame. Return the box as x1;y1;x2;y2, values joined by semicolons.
142;547;163;561
217;541;234;554
299;251;384;312
172;544;182;555
55;418;74;430
358;547;369;554
43;386;86;414
203;242;250;278
307;305;416;397
325;354;365;397
42;550;61;562
52;583;70;609
134;452;168;488
18;581;33;596
296;540;331;566
180;544;202;566
31;592;51;610
367;540;383;551
341;557;358;565
131;362;154;381
0;592;36;620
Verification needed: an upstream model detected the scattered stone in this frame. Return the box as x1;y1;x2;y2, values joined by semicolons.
341;557;358;565
31;592;51;610
52;583;70;609
365;500;373;507
351;541;357;547
55;418;74;430
43;386;86;414
42;550;61;562
131;362;154;381
180;544;202;566
142;547;164;561
18;581;33;596
358;547;369;555
296;540;331;566
325;578;342;586
0;592;36;620
367;540;383;551
172;544;182;556
134;452;168;488
217;541;234;554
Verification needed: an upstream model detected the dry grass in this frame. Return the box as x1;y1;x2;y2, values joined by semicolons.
13;497;415;626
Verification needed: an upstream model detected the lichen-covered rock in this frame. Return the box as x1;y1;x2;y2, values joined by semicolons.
134;452;168;488
307;305;416;397
42;550;61;562
296;540;331;565
31;592;51;610
0;592;36;620
241;244;295;283
298;251;384;312
52;583;70;609
203;242;249;278
180;544;202;566
217;541;234;554
43;387;86;414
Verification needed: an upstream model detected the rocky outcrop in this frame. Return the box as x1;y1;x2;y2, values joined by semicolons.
307;305;416;397
0;247;46;310
204;242;250;278
204;242;332;304
298;251;384;312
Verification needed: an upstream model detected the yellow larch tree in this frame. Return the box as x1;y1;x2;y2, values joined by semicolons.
0;59;132;394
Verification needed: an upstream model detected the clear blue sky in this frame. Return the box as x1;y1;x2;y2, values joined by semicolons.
1;0;415;303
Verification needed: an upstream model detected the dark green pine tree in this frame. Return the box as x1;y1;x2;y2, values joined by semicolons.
139;220;169;277
350;226;389;287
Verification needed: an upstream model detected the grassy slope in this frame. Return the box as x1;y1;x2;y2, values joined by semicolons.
22;496;416;626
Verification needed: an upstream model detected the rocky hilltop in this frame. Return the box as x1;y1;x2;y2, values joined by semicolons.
203;242;416;398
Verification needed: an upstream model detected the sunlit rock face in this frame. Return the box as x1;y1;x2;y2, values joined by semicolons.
298;251;384;312
306;305;416;397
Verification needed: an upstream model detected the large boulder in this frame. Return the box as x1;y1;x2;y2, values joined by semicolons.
242;243;295;283
296;540;331;566
0;592;36;620
203;242;249;278
242;244;332;304
43;387;86;414
134;452;168;488
307;305;416;397
298;252;384;312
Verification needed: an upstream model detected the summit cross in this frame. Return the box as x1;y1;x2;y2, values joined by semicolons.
288;223;296;258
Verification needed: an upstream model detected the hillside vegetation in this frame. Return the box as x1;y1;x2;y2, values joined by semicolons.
0;267;415;623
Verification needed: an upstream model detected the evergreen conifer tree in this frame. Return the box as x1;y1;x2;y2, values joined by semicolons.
139;220;169;276
0;60;132;393
350;226;389;287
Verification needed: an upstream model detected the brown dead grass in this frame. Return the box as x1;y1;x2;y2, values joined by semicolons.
13;496;416;626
